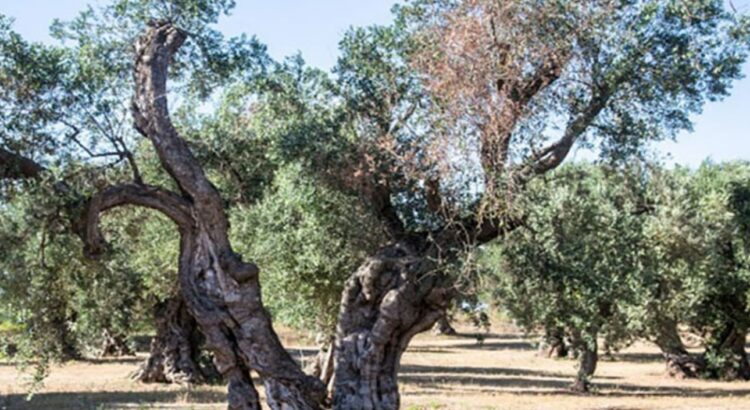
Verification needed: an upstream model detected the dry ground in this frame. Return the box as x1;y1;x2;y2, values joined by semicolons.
2;324;750;409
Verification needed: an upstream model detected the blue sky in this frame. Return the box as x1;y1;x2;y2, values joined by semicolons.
1;0;748;167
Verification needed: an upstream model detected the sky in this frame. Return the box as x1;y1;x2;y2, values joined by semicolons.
1;0;748;168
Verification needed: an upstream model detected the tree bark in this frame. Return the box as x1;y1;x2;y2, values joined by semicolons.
332;242;451;410
538;327;568;359
82;21;325;409
653;318;703;379
570;332;597;393
132;295;219;384
0;147;45;180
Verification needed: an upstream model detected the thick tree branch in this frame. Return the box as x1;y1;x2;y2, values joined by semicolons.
523;90;610;178
481;52;566;182
81;183;193;256
511;53;565;107
132;21;227;244
0;147;45;180
369;179;405;238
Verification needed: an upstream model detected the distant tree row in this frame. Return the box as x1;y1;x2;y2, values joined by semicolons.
485;161;750;391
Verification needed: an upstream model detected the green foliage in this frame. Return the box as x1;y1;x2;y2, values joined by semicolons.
646;162;750;376
1;0;750;392
230;164;385;334
0;181;157;361
489;164;648;351
489;161;750;379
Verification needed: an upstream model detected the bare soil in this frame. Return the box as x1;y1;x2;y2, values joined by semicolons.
2;324;750;409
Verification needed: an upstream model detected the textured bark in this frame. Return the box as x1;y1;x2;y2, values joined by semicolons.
570;333;597;393
83;21;324;409
653;318;703;379
332;242;451;410
132;296;219;384
100;329;134;358
538;328;568;359
704;323;750;380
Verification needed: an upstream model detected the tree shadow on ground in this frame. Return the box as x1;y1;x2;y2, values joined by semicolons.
409;340;536;352
0;356;145;368
80;356;143;365
400;370;750;399
401;364;619;380
612;352;664;363
447;332;525;340
2;390;227;410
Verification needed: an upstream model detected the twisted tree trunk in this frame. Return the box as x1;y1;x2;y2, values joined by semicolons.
79;18;520;410
132;295;219;384
653;317;703;379
82;21;325;409
704;322;750;380
101;329;134;358
332;242;451;410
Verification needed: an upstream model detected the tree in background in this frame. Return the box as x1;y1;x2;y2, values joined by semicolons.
490;164;647;391
652;163;750;380
635;166;708;379
491;162;750;386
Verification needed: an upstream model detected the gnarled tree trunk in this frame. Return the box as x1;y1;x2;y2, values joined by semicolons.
132;295;218;384
82;22;325;410
332;242;451;410
101;329;134;358
653;317;703;379
570;331;597;393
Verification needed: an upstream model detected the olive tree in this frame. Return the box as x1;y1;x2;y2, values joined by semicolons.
319;1;750;407
649;163;750;380
491;164;647;391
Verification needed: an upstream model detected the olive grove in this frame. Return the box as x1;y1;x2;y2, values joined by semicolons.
1;0;749;409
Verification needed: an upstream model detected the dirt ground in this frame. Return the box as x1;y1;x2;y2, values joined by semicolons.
2;324;750;409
